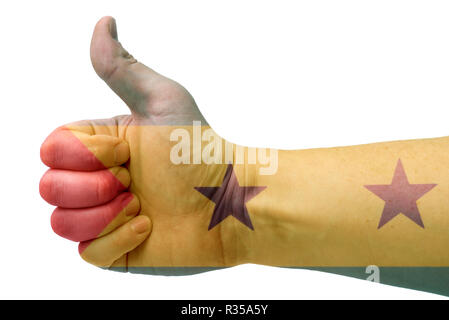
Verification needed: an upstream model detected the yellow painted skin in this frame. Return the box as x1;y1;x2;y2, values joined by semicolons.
68;121;449;269
40;16;449;295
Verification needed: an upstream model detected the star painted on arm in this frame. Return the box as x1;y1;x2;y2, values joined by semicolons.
364;159;436;229
194;164;266;231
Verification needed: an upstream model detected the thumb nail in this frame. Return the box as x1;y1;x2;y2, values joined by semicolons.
109;17;118;40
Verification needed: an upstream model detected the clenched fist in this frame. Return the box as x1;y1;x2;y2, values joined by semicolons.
39;17;265;274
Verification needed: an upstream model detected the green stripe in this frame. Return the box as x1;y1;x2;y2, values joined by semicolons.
286;266;449;296
106;266;449;297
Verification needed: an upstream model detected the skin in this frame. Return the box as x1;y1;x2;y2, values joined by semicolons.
40;16;236;270
40;16;449;294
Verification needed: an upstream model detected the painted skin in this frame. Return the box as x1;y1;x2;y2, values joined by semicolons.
40;16;449;295
40;16;241;271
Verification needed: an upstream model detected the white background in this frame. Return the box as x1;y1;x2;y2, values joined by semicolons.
0;0;448;299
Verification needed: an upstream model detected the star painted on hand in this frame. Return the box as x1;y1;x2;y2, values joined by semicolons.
364;159;436;229
194;164;266;231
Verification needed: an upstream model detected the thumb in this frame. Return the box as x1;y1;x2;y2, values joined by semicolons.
90;16;163;116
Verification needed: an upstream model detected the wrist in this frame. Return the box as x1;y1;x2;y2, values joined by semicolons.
242;149;316;267
224;144;281;265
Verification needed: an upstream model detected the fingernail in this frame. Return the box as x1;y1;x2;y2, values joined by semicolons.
131;216;150;234
114;141;129;164
109;17;118;40
125;194;140;216
112;167;130;189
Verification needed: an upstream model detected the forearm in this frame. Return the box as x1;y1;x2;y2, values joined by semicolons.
242;135;449;293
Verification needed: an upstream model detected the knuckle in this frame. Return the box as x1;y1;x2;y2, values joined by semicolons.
111;231;129;248
95;173;109;202
40;127;71;168
39;170;62;205
50;208;66;237
40;135;60;167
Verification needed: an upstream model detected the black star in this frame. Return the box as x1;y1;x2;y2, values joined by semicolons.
194;164;266;230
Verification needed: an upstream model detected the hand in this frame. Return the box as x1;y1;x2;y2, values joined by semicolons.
38;17;449;297
40;17;253;274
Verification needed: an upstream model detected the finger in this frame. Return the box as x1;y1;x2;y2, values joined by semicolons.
39;167;130;208
51;192;140;242
40;126;129;171
90;16;165;116
79;215;152;267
